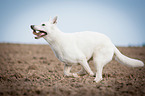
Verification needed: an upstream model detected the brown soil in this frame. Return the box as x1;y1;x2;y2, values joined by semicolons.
0;43;145;96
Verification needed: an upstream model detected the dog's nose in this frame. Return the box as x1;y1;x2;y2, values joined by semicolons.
30;25;34;29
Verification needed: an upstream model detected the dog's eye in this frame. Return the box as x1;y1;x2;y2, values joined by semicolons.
42;24;45;26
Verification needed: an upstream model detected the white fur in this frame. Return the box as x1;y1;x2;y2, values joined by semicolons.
31;16;144;83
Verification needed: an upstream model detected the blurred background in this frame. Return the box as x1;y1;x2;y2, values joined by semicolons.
0;0;145;46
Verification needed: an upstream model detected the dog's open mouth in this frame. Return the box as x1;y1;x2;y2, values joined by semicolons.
33;30;47;39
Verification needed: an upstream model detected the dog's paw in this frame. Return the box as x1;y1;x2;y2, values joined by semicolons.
77;71;87;76
93;78;103;83
64;73;73;77
72;73;80;78
89;72;95;77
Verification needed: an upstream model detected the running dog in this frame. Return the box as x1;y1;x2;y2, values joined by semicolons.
30;16;144;83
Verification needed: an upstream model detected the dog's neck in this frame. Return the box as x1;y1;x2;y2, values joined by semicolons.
43;26;65;46
43;26;66;59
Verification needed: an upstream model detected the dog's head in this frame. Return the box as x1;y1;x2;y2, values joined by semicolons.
30;16;57;39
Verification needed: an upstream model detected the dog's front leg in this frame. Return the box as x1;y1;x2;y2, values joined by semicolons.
64;64;72;76
64;64;79;77
77;66;87;76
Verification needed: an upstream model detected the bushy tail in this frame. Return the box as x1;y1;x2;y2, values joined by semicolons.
114;47;144;67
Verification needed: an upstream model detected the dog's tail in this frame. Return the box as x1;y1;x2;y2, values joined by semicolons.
114;46;144;67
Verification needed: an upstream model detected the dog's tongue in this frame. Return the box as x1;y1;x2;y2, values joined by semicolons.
35;32;45;38
39;33;45;36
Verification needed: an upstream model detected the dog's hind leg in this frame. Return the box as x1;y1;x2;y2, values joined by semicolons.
93;60;104;83
93;46;114;83
79;59;95;77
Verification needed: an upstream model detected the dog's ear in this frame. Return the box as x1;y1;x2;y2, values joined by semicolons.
49;16;52;22
52;16;57;24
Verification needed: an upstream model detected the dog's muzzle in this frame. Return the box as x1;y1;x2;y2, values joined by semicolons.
30;25;47;39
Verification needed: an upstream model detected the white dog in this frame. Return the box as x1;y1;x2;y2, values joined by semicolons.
31;16;144;83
